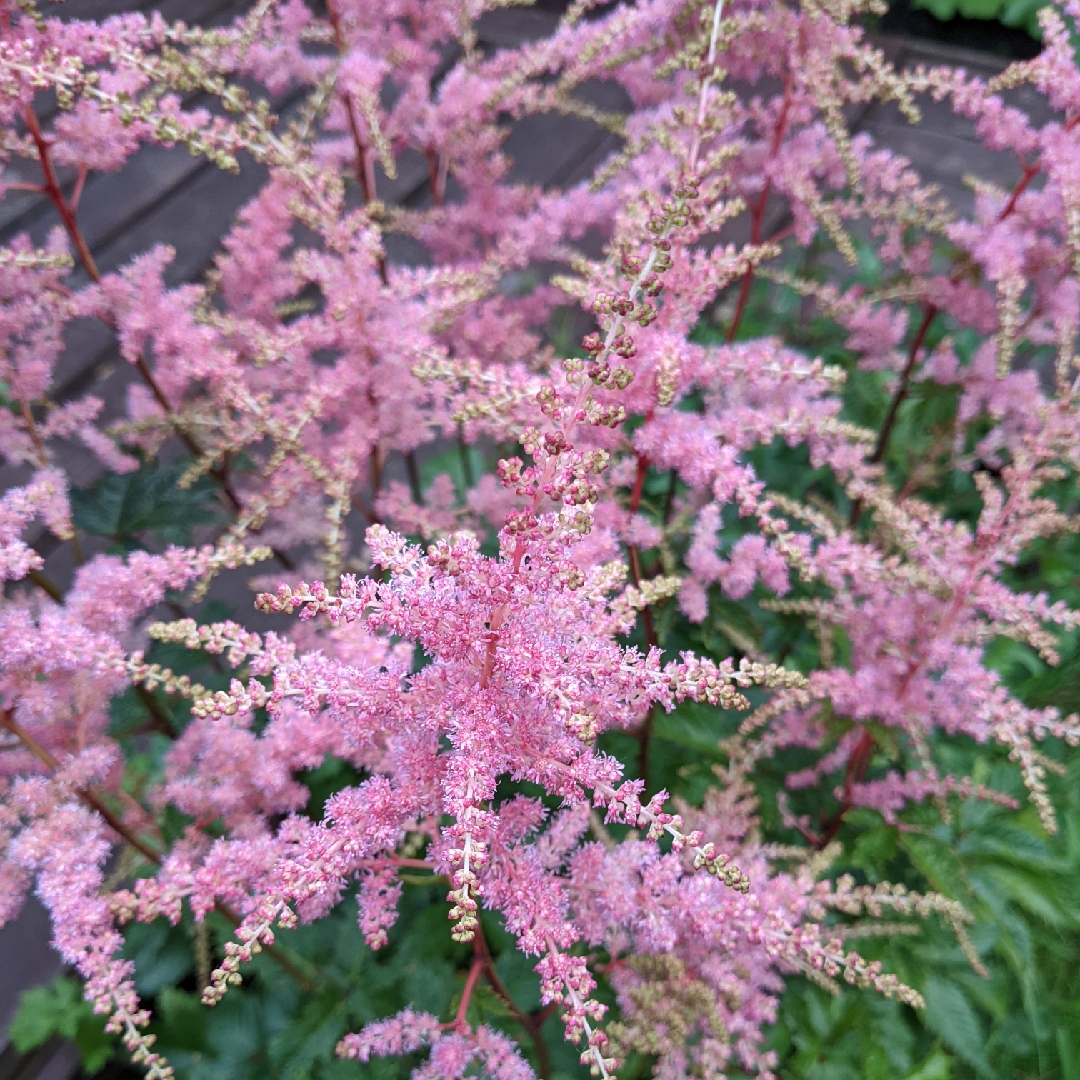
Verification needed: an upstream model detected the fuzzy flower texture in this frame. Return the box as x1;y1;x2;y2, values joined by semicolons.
2;0;1080;1078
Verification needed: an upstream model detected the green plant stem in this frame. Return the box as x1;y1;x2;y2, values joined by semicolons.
407;450;423;504
626;453;658;788
26;566;63;601
458;426;475;489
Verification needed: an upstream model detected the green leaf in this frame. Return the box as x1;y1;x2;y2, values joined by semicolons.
921;977;992;1077
1059;1013;1080;1080
9;976;115;1074
71;462;219;546
153;988;210;1054
979;864;1071;927
651;701;729;757
957;822;1057;872
73;1018;116;1076
900;832;971;903
849;820;900;878
955;0;1008;18
10;978;84;1048
493;950;542;1014
267;989;348;1080
123;918;194;996
904;1047;952;1080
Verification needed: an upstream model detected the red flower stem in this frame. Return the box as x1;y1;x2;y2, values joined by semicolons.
813;727;875;848
23;105;100;282
24;105;294;567
726;69;796;344
450;957;485;1030
326;0;389;285
2;707;162;863
873;300;938;470
854;117;1064;527
473;925;552;1078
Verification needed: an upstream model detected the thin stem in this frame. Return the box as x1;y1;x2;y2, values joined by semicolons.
812;727;875;849
390;856;435;870
71;165;89;210
848;301;938;527
726;68;796;344
627;452;648;514
996;157;1044;223
868;300;937;468
131;358;287;563
24;105;294;571
20;400;48;464
427;148;449;208
213;903;318;992
326;0;389;284
26;566;63;601
353;492;382;525
369;444;383;496
131;357;261;528
855;117;1075;520
450;957;485;1030
23;106;100;282
457;427;474;489
2;708;161;863
872;303;938;468
473;926;552;1078
626;453;658;787
661;468;678;525
406;451;423;504
134;686;176;736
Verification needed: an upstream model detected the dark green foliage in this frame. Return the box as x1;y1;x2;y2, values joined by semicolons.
9;977;115;1074
910;0;1047;38
71;462;220;550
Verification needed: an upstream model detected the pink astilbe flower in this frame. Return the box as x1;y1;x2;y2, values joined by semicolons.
186;502;798;1075
3;0;1080;1077
0;468;71;582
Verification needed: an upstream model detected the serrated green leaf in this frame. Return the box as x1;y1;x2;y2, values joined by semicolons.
9;978;83;1048
124;918;194;996
71;462;219;545
267;990;348;1080
921;977;992;1077
900;833;971;902
10;976;115;1074
979;864;1071;927
956;822;1056;870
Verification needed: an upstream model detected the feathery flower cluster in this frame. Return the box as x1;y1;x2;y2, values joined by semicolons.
2;0;1080;1077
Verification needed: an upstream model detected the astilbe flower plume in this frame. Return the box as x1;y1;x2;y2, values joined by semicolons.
2;0;1080;1077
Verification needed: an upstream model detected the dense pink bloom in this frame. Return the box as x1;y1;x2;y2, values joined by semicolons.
2;0;1080;1078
